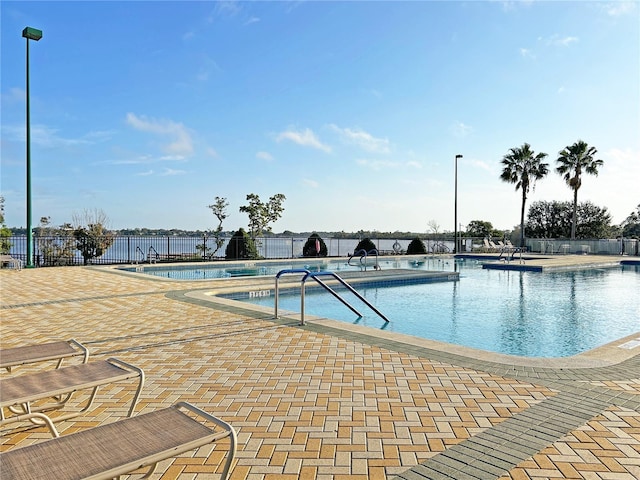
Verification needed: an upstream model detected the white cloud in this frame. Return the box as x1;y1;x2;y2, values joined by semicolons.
541;34;579;47
158;155;186;161
302;178;319;188
604;1;636;16
1;87;25;104
32;125;89;147
356;158;422;171
3;123;112;148
160;168;187;176
194;55;221;82
500;1;534;12
470;159;492;172
519;48;536;59
126;113;194;156
364;88;382;98
245;16;260;25
136;170;154;176
356;158;397;170
256;151;273;161
103;154;183;166
213;1;241;18
275;127;332;153
450;122;473;138
328;124;391;154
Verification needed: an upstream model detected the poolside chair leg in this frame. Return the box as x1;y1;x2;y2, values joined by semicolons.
138;462;159;479
1;412;60;437
106;358;145;417
175;402;238;480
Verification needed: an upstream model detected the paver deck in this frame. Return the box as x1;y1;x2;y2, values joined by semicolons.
1;256;638;479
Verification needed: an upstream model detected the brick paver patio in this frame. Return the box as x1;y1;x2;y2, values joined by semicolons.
1;263;638;479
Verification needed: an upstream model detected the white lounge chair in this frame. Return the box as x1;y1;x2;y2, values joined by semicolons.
0;402;237;480
0;254;22;270
1;358;144;434
1;339;89;373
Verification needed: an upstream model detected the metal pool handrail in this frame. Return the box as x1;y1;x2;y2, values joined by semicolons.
274;269;389;326
347;248;379;271
274;269;310;319
275;269;363;321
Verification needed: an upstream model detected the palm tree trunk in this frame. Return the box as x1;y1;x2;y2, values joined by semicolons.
571;188;578;239
520;190;527;248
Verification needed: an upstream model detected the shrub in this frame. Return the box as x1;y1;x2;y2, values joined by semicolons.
0;226;11;255
353;238;377;255
406;237;427;255
225;228;259;259
74;225;115;265
302;233;327;257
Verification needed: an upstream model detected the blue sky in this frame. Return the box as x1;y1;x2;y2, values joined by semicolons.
1;1;638;234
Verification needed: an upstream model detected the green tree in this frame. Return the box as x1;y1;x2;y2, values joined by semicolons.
354;238;377;255
225;228;259;259
0;196;11;254
302;233;327;257
406;237;427;254
525;201;572;238
556;140;604;240
500;143;549;247
526;200;613;239
466;220;495;239
207;196;229;256
239;193;286;239
576;201;613;238
35;216;76;266
621;204;640;238
72;209;115;265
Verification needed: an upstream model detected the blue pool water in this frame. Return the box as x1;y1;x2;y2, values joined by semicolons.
123;259;375;280
236;260;640;358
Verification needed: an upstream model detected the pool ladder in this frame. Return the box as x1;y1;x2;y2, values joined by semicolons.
274;269;389;326
148;246;159;264
347;248;379;271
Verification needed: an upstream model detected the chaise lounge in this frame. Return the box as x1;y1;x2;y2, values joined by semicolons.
1;339;89;373
0;254;22;270
0;401;237;480
0;357;144;435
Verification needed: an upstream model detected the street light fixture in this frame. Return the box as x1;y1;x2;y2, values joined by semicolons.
454;154;463;254
22;26;42;268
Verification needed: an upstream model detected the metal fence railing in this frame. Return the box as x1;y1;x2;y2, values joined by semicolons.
4;235;638;267
525;238;638;256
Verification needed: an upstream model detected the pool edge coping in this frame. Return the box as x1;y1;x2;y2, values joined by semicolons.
181;289;640;370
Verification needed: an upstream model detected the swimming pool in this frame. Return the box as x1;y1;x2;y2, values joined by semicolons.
121;258;398;280
234;260;640;358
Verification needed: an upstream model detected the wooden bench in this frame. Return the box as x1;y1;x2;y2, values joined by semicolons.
0;402;237;480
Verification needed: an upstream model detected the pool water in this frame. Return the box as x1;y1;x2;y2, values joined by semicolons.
239;261;640;358
123;260;355;280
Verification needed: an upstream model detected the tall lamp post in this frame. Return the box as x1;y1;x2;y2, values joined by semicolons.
22;26;42;268
453;154;463;254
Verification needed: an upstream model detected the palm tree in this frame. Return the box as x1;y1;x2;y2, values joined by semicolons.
556;140;604;239
500;143;549;248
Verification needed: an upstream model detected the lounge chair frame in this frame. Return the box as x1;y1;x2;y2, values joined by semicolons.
0;254;22;270
0;402;237;480
1;339;89;373
0;357;144;435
